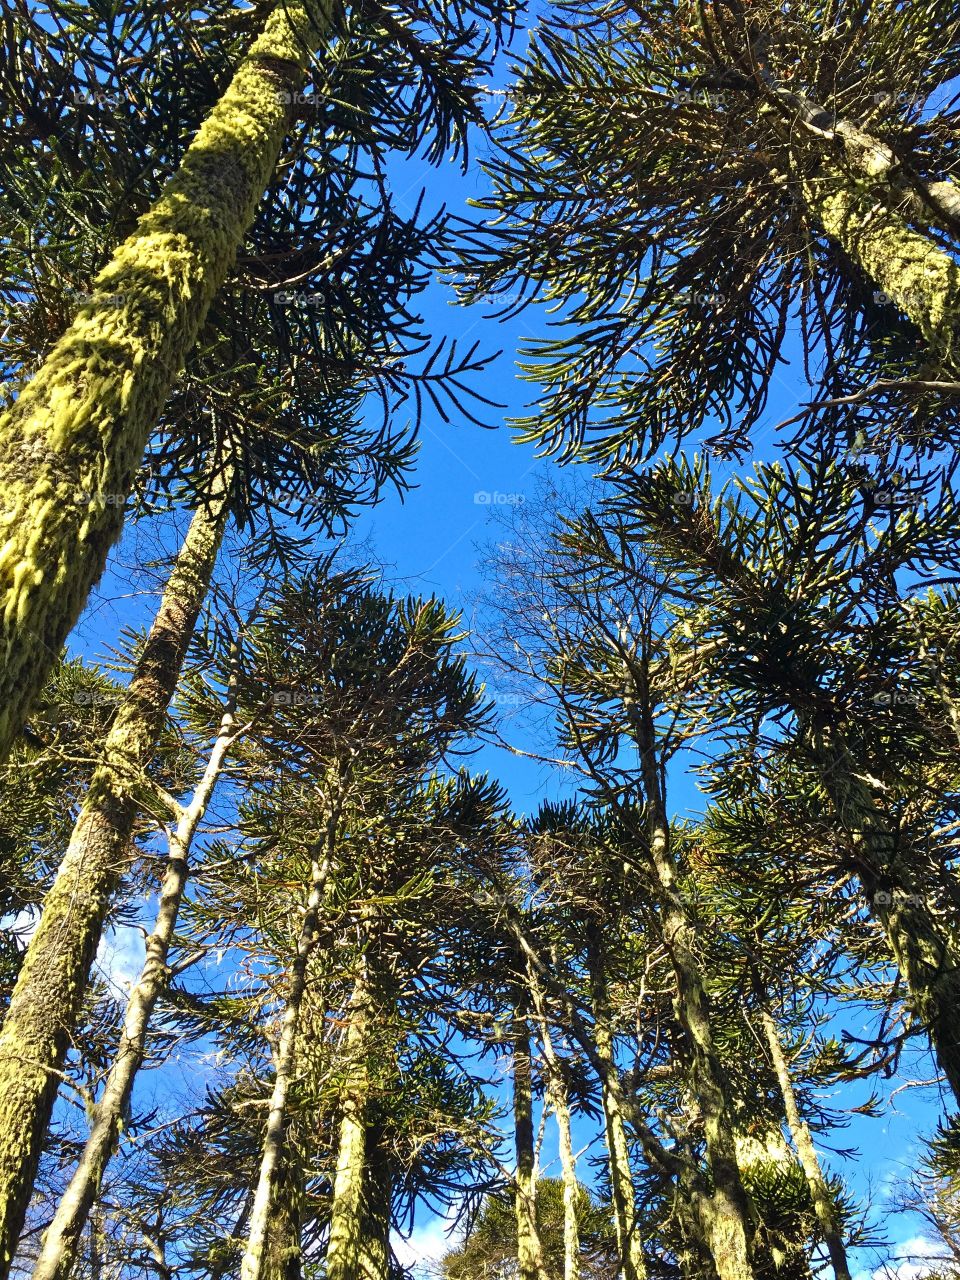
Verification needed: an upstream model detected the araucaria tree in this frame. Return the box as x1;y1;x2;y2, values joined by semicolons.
3;0;960;1276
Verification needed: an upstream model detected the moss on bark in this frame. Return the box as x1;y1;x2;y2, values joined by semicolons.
0;0;334;762
0;480;231;1276
805;173;960;369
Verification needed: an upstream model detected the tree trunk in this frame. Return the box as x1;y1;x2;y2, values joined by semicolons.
626;675;755;1280
524;958;580;1280
30;685;244;1280
585;947;647;1280
511;1008;551;1280
0;475;232;1277
263;1151;304;1280
552;1073;580;1280
325;962;376;1280
0;0;335;761
756;1008;851;1280
803;172;960;369
358;1125;392;1280
240;851;332;1280
809;724;960;1105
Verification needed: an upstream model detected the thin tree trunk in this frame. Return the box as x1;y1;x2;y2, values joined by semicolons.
625;674;755;1280
755;1007;852;1280
523;958;580;1280
325;962;375;1280
585;946;647;1280
358;1125;391;1280
240;851;333;1280
0;474;232;1276
511;1007;551;1280
0;0;335;761
31;683;245;1280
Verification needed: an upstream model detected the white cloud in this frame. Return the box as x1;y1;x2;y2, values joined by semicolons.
857;1235;953;1280
95;923;146;995
393;1209;461;1275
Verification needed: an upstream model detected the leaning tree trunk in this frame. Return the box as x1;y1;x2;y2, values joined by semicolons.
240;851;333;1280
626;677;755;1280
31;682;244;1280
755;1006;852;1280
324;957;381;1280
802;171;960;370
809;723;960;1105
511;1005;551;1280
0;476;232;1276
0;0;335;762
585;942;647;1280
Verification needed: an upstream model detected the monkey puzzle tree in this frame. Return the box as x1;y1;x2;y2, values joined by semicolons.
0;0;512;1239
0;0;514;761
457;0;960;462
601;453;960;1106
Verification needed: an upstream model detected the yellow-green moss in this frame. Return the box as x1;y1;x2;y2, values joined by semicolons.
0;479;231;1276
0;0;334;764
807;174;960;367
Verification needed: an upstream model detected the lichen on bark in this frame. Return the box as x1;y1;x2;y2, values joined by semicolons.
0;478;231;1277
805;172;960;369
0;0;334;763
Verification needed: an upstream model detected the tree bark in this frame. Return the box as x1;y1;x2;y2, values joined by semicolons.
511;1007;551;1280
263;1151;305;1280
803;172;960;370
0;474;232;1277
524;958;580;1280
325;961;377;1280
358;1125;391;1280
30;684;244;1280
626;673;755;1280
0;0;335;761
585;945;647;1280
756;1008;851;1280
240;851;332;1280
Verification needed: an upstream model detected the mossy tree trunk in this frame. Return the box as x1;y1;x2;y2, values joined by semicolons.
0;477;232;1277
755;1006;851;1280
585;942;647;1280
511;1004;551;1280
358;1125;392;1280
803;173;960;369
324;954;394;1280
263;1152;305;1280
625;673;755;1280
31;681;245;1280
241;851;333;1280
0;0;334;762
